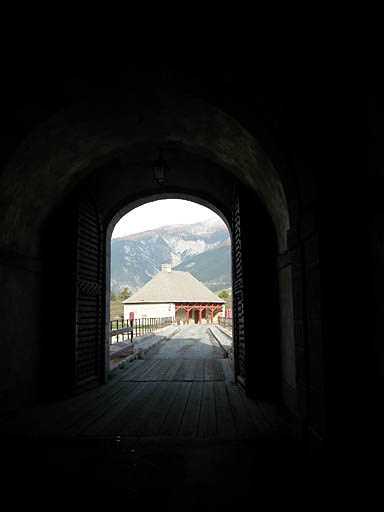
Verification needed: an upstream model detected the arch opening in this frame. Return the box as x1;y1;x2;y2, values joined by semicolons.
107;197;233;372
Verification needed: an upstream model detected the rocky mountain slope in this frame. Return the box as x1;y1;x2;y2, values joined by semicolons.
111;217;231;294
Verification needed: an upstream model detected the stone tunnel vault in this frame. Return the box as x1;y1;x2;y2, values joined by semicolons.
0;87;289;256
0;86;302;418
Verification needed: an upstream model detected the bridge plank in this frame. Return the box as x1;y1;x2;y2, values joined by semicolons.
145;359;176;381
178;381;203;437
120;359;161;381
85;381;156;436
183;359;199;381
221;359;235;382
138;382;182;436
121;382;170;435
65;381;140;435
173;360;190;381
161;359;184;381
194;359;206;381
159;382;192;436
205;359;225;381
214;381;237;438
224;381;259;438
198;381;216;438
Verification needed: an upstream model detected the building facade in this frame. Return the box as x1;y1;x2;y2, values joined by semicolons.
123;264;225;324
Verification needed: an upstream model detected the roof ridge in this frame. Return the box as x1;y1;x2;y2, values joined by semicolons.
123;270;225;304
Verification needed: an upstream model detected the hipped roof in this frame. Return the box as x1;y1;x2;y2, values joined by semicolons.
123;270;225;304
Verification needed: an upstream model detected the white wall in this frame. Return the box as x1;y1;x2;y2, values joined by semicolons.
124;303;175;320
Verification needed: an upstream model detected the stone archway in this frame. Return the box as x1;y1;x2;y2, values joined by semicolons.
0;87;289;256
98;169;285;401
0;85;305;424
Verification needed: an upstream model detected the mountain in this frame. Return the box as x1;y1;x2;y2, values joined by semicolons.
173;241;231;291
111;217;231;294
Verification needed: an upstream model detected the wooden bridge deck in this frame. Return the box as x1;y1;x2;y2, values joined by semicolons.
1;328;302;505
2;357;291;440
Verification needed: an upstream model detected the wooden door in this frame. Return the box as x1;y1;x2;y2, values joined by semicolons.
231;185;245;387
232;183;281;399
74;194;105;393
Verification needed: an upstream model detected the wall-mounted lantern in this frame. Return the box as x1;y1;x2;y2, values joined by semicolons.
152;148;169;185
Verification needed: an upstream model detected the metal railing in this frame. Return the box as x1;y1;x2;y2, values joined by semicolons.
109;317;174;344
218;316;232;330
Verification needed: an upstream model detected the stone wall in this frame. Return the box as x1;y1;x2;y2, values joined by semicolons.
0;254;42;415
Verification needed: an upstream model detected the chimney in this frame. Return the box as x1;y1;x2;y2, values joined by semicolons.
162;263;172;273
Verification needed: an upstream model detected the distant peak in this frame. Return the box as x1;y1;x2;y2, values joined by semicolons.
112;216;227;240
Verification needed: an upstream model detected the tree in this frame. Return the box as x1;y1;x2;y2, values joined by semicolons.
218;289;232;309
118;287;131;301
110;289;117;301
218;290;231;301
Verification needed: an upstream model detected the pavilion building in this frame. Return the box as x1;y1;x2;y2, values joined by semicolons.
122;263;225;324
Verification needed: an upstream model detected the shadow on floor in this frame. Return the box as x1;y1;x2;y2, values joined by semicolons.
3;434;312;508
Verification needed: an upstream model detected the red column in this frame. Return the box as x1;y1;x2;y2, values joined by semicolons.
186;306;194;324
199;306;202;324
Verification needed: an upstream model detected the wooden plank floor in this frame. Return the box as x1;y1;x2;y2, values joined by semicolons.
0;328;304;506
2;327;292;441
120;358;225;381
2;358;291;440
71;358;284;439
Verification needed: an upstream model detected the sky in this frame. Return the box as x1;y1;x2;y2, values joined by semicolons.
112;199;219;238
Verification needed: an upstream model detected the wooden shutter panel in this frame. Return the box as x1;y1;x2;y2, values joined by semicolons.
232;184;281;399
74;195;104;392
232;186;246;388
